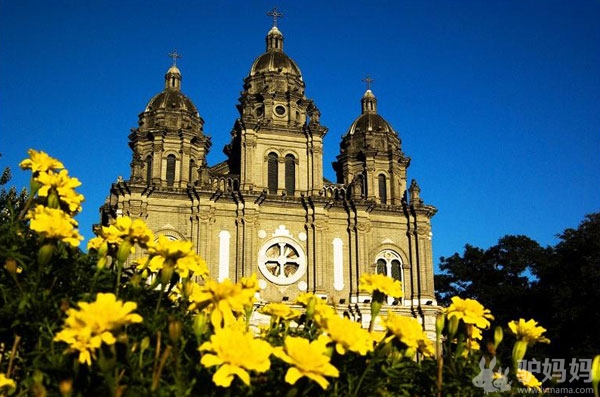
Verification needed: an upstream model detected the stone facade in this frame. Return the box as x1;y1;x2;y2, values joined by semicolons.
99;21;440;333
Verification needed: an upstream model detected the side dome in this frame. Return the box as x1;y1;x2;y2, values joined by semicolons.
144;65;199;116
249;26;303;79
341;89;401;153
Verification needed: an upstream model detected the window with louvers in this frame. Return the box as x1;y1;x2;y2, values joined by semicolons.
189;159;196;183
378;174;387;204
268;153;278;194
145;156;152;185
166;154;176;187
285;154;295;195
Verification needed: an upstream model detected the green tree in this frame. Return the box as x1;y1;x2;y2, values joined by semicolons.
0;156;28;224
533;213;600;360
436;235;550;325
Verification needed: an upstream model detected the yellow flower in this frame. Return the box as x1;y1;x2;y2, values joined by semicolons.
446;296;494;330
87;236;107;252
27;205;83;247
295;291;318;307
383;311;435;357
0;373;16;391
296;292;337;324
102;216;154;250
199;323;272;387
140;235;208;280
54;293;143;365
508;318;550;346
260;303;302;322
359;273;403;298
517;368;542;390
188;275;257;328
321;315;375;356
36;170;84;213
19;149;64;173
273;334;339;390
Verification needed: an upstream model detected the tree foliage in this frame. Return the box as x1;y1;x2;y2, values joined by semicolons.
436;212;600;362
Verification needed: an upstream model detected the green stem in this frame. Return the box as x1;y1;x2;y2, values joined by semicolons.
352;344;380;396
114;258;124;297
155;282;167;316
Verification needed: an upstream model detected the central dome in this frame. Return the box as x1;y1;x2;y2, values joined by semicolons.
248;26;303;79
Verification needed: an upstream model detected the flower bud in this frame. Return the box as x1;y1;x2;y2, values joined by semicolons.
404;347;416;359
4;258;19;276
48;190;60;209
160;265;175;285
447;315;459;341
168;318;182;344
193;312;208;339
97;240;109;257
97;256;108;270
494;326;504;348
435;313;446;337
116;240;132;263
140;336;151;352
59;379;73;396
512;340;528;366
38;243;55;267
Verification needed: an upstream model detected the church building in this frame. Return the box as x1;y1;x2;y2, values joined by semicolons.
99;13;439;332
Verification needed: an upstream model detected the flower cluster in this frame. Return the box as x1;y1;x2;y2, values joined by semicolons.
136;235;208;284
187;274;258;328
273;335;340;390
54;293;143;365
445;296;495;352
27;205;83;247
199;321;273;387
384;311;435;357
20;149;83;215
88;216;155;267
8;149;598;396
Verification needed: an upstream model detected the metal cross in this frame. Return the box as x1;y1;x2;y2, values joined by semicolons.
362;75;374;90
267;7;283;27
168;50;182;66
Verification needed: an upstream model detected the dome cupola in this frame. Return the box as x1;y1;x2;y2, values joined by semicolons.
342;88;400;153
128;52;211;188
334;80;410;205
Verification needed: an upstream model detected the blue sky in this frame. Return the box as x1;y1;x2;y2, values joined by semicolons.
1;1;599;266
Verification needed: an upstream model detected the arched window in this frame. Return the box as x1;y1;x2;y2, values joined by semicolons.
145;155;153;185
166;154;176;187
285;154;295;195
189;159;196;183
378;174;387;204
268;152;278;194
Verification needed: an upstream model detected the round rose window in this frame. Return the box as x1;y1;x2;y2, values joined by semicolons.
258;237;306;285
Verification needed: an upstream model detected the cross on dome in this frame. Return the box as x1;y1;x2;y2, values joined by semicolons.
362;74;374;91
267;7;283;27
168;50;182;66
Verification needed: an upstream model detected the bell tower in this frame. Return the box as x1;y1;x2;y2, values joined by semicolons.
224;9;327;196
129;52;211;189
334;80;410;205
